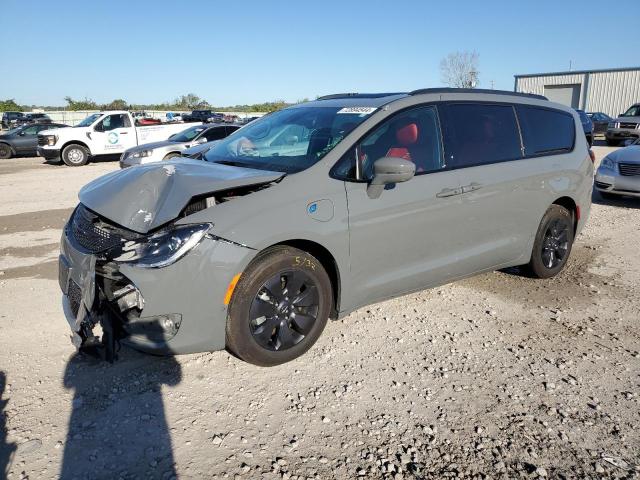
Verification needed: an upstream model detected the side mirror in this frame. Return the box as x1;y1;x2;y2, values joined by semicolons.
367;156;416;199
94;123;104;132
195;136;208;145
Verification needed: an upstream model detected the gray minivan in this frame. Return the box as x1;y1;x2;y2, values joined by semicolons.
59;89;593;366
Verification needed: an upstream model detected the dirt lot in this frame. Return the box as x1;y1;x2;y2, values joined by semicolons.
1;148;639;480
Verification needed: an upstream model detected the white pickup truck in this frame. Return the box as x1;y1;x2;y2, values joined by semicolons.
36;111;200;166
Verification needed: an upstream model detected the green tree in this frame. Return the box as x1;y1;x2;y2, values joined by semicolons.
103;98;128;110
64;96;99;111
0;99;23;112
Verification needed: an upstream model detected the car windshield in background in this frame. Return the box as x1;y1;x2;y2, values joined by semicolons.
76;113;102;127
621;105;640;117
171;126;206;142
203;106;376;173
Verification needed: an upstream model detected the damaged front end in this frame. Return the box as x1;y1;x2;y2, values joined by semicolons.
60;204;209;362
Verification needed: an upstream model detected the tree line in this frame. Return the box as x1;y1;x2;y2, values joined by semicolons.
0;94;298;113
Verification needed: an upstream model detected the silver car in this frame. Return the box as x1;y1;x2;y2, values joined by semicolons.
605;103;640;146
119;124;239;168
595;138;640;198
59;89;593;366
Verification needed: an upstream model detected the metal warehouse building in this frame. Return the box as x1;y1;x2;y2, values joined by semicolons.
514;66;640;117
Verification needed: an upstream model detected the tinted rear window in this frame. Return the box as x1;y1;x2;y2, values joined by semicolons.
516;106;575;156
441;103;522;168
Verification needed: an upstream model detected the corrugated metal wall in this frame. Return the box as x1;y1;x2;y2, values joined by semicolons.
586;70;640;117
515;69;640;117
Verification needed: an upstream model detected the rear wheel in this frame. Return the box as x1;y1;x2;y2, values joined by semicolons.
62;144;89;166
526;205;574;279
226;246;332;366
0;143;12;159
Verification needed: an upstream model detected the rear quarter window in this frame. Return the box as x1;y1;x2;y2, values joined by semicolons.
516;106;575;156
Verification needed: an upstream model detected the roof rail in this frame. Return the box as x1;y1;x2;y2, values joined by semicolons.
316;92;406;100
409;88;548;101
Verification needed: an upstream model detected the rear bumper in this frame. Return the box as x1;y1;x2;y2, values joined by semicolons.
37;146;61;160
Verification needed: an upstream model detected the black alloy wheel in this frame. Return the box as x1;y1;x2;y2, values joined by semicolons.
249;270;320;351
526;204;574;279
541;218;570;269
226;246;332;366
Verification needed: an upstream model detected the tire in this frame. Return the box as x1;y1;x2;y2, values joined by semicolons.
226;246;332;366
0;143;12;159
62;144;89;166
605;138;619;147
163;152;181;160
526;205;574;279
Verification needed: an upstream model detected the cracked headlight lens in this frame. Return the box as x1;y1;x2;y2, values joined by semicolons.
115;223;211;268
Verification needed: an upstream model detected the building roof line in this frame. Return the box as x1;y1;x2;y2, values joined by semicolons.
514;66;640;78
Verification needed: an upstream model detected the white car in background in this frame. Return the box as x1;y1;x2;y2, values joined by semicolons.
119;124;240;168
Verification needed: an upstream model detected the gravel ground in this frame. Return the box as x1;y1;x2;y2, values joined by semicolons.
1;148;639;480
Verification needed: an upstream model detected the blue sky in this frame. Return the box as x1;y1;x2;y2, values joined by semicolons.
1;0;638;106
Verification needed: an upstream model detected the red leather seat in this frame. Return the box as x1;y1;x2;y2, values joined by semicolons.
386;123;418;161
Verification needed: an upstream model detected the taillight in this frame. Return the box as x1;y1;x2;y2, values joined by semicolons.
588;149;596;163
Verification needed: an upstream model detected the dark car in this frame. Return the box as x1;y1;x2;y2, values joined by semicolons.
576;109;594;146
182;110;214;123
16;113;52;127
0;123;68;159
587;112;613;135
1;111;25;129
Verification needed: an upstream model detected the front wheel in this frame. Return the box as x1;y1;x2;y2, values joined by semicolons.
62;144;89;166
526;205;574;279
226;246;332;366
0;143;12;159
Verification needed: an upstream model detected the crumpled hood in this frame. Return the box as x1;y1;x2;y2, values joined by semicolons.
608;145;640;164
79;159;284;233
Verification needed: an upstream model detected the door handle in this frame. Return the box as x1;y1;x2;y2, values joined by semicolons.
436;187;462;198
461;182;482;193
120;131;128;134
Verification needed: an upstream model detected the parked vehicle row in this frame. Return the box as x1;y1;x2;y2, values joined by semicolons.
58;89;594;365
36;111;200;166
0;122;68;159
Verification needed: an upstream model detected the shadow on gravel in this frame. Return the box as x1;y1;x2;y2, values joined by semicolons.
60;334;182;478
1;371;16;479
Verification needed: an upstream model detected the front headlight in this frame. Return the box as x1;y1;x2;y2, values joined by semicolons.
44;135;57;146
131;149;153;159
608;122;617;129
601;157;615;170
115;223;211;268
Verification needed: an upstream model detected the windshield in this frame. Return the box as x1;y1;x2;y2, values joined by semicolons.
621;105;640;117
76;113;102;127
203;106;376;173
170;125;207;142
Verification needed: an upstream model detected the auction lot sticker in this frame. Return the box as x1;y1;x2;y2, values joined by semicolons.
337;107;377;114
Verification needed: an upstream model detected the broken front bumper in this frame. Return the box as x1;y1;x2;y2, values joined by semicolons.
59;217;255;358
